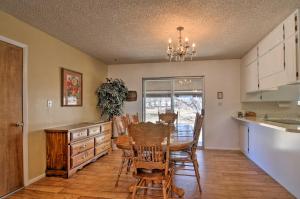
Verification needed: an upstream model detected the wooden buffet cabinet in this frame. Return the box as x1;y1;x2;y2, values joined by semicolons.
45;121;112;178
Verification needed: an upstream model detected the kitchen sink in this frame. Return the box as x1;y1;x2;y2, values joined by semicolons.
266;119;300;125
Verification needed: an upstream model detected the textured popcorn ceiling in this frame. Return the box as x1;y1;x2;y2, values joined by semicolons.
1;0;300;64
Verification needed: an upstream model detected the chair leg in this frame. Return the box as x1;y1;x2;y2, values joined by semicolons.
131;184;137;199
115;155;126;187
162;180;168;199
126;158;131;174
192;159;202;193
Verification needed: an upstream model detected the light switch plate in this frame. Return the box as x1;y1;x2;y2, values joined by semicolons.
47;100;53;108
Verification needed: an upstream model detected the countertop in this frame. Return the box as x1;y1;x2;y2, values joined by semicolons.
233;116;300;133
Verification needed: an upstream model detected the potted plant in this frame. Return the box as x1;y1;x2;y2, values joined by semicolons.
96;78;128;120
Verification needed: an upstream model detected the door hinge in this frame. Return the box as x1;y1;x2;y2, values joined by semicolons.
258;83;260;88
260;95;263;100
283;24;285;39
297;72;299;77
296;37;298;44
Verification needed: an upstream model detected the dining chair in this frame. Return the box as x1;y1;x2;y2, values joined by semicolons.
113;115;127;137
126;112;139;124
128;122;173;199
115;135;132;187
170;113;203;193
114;114;133;187
158;111;178;132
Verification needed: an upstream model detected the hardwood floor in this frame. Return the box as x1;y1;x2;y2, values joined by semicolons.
8;150;295;199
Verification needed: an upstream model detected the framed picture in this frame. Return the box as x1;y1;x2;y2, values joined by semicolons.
61;68;83;106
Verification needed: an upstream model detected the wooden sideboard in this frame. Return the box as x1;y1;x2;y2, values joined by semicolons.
45;121;112;178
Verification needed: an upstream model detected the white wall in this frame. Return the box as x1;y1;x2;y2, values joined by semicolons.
108;59;241;150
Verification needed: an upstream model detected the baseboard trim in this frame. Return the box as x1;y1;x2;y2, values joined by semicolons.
204;147;241;151
26;173;45;186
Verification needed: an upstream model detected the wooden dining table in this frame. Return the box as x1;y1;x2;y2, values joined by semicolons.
116;133;194;198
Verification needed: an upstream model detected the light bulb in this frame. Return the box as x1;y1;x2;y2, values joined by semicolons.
185;37;189;42
192;43;196;47
168;38;172;43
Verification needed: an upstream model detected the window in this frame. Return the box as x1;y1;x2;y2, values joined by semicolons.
143;77;205;146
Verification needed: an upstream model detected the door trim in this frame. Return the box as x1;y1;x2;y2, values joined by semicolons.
0;35;29;186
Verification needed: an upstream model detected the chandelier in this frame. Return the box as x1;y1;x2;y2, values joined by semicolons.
167;26;196;62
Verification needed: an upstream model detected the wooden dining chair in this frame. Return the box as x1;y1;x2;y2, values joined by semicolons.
126;112;139;124
114;115;132;187
115;135;133;187
170;113;204;193
158;111;178;132
128;122;173;199
113;115;129;137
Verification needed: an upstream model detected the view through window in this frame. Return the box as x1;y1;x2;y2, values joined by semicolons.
143;77;204;146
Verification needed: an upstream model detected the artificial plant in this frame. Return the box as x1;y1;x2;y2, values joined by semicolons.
96;78;128;120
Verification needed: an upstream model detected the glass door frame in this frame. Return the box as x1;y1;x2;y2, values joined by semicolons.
142;76;206;148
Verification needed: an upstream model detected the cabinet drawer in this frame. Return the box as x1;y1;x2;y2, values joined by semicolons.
101;123;112;132
70;138;94;156
95;134;111;145
95;141;111;155
89;126;101;136
70;129;88;141
71;148;94;168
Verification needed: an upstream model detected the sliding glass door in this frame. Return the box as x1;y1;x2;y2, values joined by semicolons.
143;77;204;147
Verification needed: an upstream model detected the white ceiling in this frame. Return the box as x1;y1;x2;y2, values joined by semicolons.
1;0;300;64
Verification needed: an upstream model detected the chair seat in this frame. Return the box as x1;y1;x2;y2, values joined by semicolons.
133;169;167;180
170;151;192;161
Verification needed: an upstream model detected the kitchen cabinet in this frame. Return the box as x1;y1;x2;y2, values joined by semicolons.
284;29;297;84
244;60;259;92
259;43;284;80
258;23;283;57
239;124;249;155
235;118;300;198
241;9;299;100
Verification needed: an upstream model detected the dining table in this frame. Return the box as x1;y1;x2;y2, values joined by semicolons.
115;129;194;198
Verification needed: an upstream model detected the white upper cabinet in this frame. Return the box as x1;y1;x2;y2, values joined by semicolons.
243;46;258;66
259;42;284;79
258;23;284;57
245;61;259;92
241;9;300;101
284;10;298;39
284;34;297;84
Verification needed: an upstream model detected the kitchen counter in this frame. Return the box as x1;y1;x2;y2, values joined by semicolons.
233;116;300;133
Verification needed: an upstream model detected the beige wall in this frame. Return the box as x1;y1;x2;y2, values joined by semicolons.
0;11;107;180
108;60;241;150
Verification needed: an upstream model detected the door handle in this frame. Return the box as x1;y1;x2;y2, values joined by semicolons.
15;122;24;127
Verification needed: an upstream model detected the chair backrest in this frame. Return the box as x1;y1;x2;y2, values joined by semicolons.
113;115;129;136
126;112;139;124
158;112;178;125
193;113;204;148
128;122;171;173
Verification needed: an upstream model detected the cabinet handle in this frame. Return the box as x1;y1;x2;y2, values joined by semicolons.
247;127;250;153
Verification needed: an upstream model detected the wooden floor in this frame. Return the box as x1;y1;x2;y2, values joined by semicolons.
8;150;295;199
